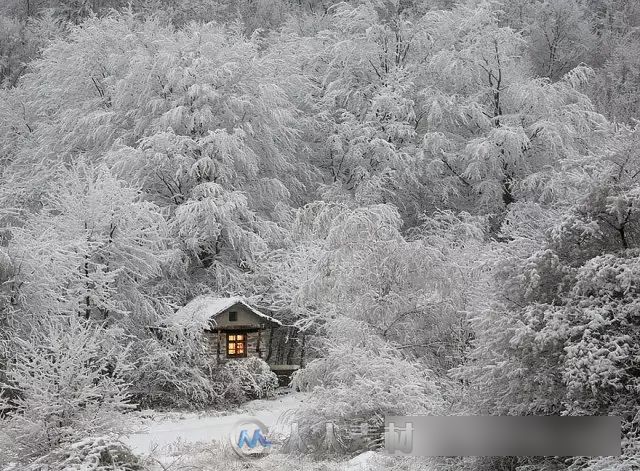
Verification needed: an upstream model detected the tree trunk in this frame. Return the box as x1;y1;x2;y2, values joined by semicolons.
265;326;274;362
257;327;262;359
216;328;221;363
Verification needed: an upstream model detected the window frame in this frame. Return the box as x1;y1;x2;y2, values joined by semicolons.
228;310;238;322
226;332;247;358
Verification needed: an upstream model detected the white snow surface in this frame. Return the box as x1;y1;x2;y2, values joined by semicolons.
344;451;378;470
173;295;283;327
123;392;387;470
124;391;305;456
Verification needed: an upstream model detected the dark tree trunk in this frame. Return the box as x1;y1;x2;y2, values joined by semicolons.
265;326;274;362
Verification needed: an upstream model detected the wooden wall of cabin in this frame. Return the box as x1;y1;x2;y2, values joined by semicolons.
201;329;271;362
201;326;305;366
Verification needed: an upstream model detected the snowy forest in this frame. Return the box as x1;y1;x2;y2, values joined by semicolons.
0;0;639;469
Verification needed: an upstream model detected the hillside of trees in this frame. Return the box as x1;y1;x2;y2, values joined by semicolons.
0;0;639;470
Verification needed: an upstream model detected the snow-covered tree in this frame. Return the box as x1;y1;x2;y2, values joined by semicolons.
590;36;640;123
4;162;169;327
453;125;640;469
257;200;486;381
0;11;314;301
415;2;607;216
0;2;638;468
291;317;443;455
1;315;132;461
526;0;597;81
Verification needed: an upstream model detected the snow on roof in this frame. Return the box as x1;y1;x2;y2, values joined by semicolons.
174;296;282;327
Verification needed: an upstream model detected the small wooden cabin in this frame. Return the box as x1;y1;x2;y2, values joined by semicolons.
176;296;289;363
176;296;303;384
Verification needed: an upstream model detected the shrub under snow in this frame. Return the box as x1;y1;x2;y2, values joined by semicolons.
125;333;219;410
211;357;279;406
3;435;142;471
0;316;133;462
290;320;443;455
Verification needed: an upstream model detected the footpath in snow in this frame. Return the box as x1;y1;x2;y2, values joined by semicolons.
124;391;306;457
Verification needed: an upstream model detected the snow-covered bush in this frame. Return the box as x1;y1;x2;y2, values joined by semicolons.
139;437;418;471
3;435;143;471
125;333;218;410
290;319;443;455
126;338;278;410
0;316;133;462
453;140;640;469
124;314;278;410
570;447;640;471
211;357;278;406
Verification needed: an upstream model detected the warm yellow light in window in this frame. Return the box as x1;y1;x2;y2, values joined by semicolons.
227;333;246;357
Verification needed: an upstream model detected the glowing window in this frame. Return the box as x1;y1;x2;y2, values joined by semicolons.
227;333;246;358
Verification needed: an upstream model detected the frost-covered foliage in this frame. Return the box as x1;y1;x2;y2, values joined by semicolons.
261;201;482;455
260;202;485;372
590;36;640;123
290;319;442;455
123;329;218;410
130;353;278;410
0;0;638;469
0;160;217;411
3;436;143;471
0;11;63;88
211;357;278;406
137;437;434;471
4;162;170;323
525;0;597;81
0;316;133;462
0;10;305;434
0;12;308;295
571;427;640;471
453;127;640;469
415;3;607;216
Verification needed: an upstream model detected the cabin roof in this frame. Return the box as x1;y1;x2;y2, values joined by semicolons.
175;296;283;327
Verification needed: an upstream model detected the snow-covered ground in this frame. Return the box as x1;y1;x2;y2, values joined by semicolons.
123;391;383;470
124;391;306;457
